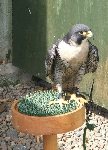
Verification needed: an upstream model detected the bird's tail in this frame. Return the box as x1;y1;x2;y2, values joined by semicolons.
32;75;52;90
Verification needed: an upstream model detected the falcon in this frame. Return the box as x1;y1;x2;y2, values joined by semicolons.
45;24;99;106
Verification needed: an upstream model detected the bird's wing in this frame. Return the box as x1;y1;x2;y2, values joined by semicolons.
45;40;61;77
85;41;99;74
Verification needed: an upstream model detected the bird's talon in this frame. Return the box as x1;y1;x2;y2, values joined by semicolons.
70;94;88;105
49;99;68;107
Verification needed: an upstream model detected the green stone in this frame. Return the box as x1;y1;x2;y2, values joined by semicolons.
18;90;79;116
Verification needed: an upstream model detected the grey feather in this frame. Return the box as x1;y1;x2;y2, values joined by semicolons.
85;41;99;74
45;39;61;78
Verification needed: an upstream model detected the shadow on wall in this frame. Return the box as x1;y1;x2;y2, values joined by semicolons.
12;0;47;78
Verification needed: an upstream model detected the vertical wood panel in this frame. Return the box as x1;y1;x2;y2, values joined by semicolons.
12;0;47;78
0;0;12;60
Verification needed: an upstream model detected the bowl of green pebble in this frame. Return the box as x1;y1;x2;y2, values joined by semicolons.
11;90;86;135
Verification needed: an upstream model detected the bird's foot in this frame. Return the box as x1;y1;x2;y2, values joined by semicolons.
65;87;88;104
49;98;68;108
70;93;88;105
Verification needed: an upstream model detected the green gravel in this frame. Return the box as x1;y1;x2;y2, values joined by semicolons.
18;90;79;116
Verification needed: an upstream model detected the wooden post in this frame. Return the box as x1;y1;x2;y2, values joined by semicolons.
43;134;58;150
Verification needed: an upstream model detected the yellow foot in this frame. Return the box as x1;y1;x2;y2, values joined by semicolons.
49;98;68;107
79;97;88;105
70;94;88;105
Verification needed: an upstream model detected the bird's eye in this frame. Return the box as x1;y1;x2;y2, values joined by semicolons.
79;31;83;35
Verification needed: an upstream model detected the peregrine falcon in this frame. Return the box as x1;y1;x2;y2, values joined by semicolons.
45;24;99;105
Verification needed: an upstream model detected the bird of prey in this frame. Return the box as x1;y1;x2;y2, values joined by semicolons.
45;24;99;106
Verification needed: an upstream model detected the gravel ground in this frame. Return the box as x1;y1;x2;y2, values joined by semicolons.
0;81;108;150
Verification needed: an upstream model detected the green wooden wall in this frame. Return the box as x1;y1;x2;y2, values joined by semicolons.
12;0;47;78
12;0;108;109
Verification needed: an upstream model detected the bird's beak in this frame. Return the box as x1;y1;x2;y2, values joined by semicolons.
83;31;93;38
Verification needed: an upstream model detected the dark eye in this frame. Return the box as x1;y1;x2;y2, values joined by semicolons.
79;31;83;35
79;31;83;34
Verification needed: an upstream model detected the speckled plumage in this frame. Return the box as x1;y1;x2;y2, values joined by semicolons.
45;24;99;91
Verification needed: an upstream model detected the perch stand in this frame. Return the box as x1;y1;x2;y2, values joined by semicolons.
11;100;85;150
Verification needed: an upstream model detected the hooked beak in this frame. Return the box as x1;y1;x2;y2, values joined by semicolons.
83;31;93;38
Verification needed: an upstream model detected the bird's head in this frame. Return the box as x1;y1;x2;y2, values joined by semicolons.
64;24;93;45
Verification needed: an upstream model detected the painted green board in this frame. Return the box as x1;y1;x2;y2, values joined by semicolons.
12;0;47;78
12;0;108;109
